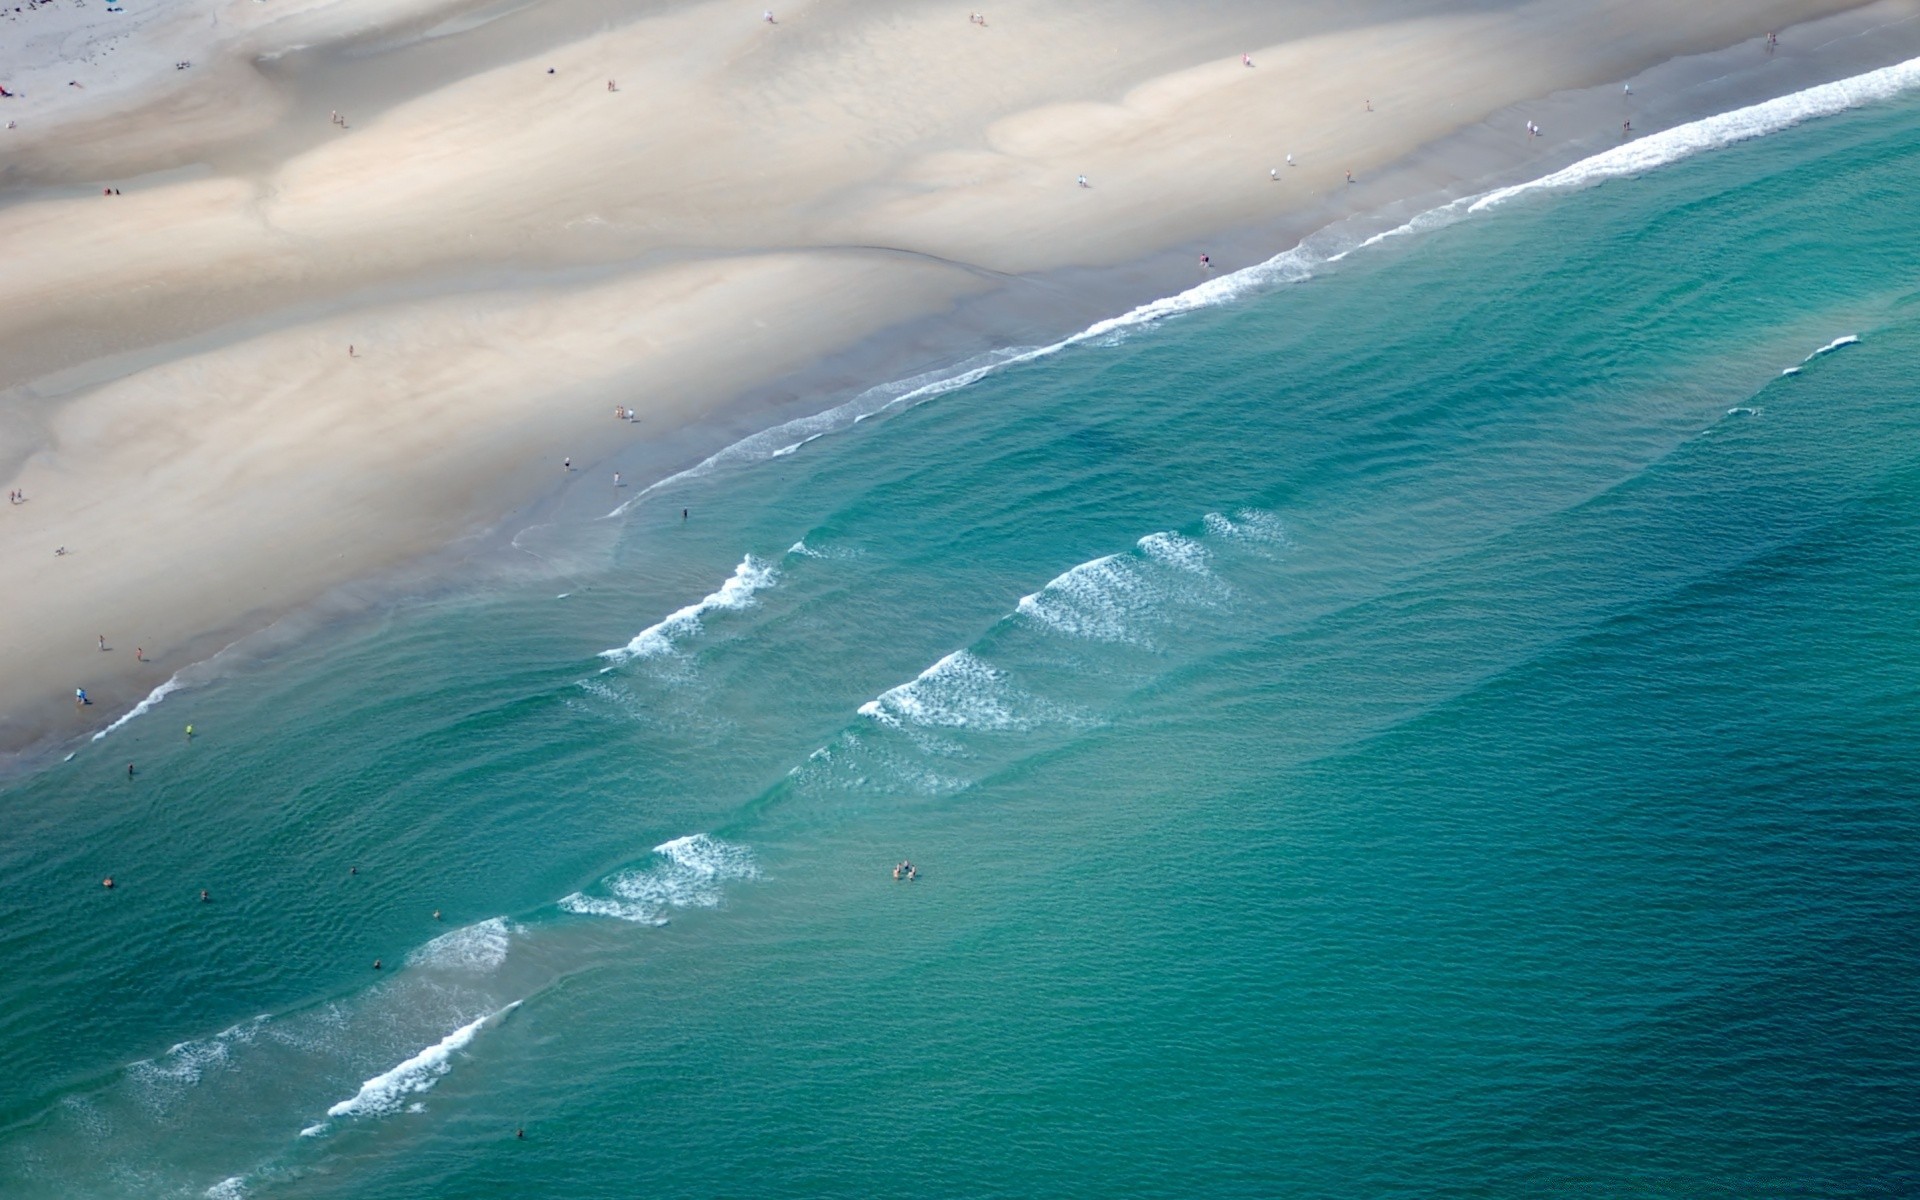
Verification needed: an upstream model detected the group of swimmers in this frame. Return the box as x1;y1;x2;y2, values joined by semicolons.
892;860;918;881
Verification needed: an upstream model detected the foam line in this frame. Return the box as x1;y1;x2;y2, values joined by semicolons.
323;1002;520;1121
1804;333;1860;360
90;674;186;742
599;555;777;662
1471;58;1920;213
560;834;759;924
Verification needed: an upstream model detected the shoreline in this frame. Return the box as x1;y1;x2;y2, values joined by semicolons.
5;0;1919;774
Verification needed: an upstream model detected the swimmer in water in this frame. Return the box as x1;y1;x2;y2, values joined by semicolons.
103;877;115;889
373;959;382;970
433;909;442;920
201;889;210;902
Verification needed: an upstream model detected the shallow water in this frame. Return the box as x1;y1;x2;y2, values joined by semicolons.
4;80;1920;1200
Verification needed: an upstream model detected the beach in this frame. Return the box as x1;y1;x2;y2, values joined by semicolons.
2;0;1915;763
5;1;1920;1192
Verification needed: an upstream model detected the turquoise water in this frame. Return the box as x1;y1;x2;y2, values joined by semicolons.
5;86;1920;1200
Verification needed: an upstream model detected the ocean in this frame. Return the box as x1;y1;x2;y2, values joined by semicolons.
3;67;1920;1199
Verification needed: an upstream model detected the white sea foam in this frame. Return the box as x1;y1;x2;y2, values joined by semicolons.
1781;366;1803;376
90;674;186;742
1016;555;1154;643
128;1016;267;1091
205;1177;248;1199
1473;59;1920;214
1202;508;1288;548
323;1002;519;1120
1137;531;1211;573
770;433;825;458
599;555;777;662
407;917;513;973
1016;531;1225;643
560;834;758;924
857;650;1056;731
1804;333;1860;360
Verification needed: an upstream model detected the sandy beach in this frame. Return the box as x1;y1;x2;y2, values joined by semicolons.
2;0;1915;762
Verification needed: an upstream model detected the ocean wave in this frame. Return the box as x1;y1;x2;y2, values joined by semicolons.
90;674;186;743
1471;59;1920;214
560;834;759;924
857;650;1062;732
1202;508;1288;548
205;1178;248;1199
1016;526;1231;645
603;346;1049;518
126;1016;268;1098
599;555;778;662
322;1002;519;1121
406;917;513;974
1804;333;1860;360
1016;554;1160;644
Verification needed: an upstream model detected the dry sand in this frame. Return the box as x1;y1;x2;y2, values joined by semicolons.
0;0;1909;759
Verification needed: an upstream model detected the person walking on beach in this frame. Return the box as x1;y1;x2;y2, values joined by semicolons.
607;79;617;92
99;634;108;652
612;472;622;488
1077;174;1089;188
136;647;144;662
763;9;775;22
1345;170;1353;184
1241;53;1253;68
563;457;572;471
